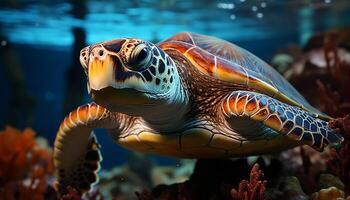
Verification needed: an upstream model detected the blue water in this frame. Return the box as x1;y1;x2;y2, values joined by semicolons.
0;0;349;168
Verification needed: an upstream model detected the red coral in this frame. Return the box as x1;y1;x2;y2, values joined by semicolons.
230;164;267;200
60;186;83;200
316;33;350;117
328;115;350;196
0;126;54;200
311;32;350;196
59;186;119;200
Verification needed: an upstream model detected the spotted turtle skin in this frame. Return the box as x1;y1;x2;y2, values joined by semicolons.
53;32;343;195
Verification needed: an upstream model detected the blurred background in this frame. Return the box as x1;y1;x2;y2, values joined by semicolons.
0;0;349;170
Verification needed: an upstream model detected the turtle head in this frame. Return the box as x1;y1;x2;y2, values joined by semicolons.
80;38;184;114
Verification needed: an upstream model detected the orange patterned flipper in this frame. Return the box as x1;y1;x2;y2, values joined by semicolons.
54;103;117;195
221;91;343;150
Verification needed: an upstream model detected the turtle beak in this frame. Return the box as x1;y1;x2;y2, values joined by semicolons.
88;50;115;91
86;39;126;91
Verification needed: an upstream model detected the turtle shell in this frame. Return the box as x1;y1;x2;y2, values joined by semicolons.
159;32;328;120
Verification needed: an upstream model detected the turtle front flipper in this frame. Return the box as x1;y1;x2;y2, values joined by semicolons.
221;91;343;150
54;103;118;195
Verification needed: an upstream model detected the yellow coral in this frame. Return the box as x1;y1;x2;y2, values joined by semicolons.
311;186;345;200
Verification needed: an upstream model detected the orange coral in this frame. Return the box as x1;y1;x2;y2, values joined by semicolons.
0;126;35;183
0;126;54;200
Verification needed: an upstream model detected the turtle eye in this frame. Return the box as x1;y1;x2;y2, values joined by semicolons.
128;44;152;71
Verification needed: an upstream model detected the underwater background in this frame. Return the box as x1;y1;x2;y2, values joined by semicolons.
1;0;350;199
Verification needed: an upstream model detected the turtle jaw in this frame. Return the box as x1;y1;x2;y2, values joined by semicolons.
91;87;153;112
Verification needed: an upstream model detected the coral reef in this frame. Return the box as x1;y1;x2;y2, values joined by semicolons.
64;159;270;200
133;159;267;200
273;28;350;199
299;30;350;196
0;126;54;200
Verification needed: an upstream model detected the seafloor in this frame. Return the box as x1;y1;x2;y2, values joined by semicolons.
1;28;350;200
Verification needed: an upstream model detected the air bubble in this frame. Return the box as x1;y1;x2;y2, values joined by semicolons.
252;6;258;12
257;12;263;18
1;40;7;46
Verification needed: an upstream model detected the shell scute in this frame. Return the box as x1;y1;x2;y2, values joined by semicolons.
215;56;248;85
159;40;192;54
186;47;216;75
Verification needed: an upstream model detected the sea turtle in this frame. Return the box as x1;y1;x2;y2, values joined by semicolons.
54;32;343;194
